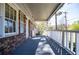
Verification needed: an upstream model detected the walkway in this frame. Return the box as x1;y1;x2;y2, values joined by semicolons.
11;36;55;55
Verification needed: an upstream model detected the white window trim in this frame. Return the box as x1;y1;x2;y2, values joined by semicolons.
4;4;19;37
20;11;25;33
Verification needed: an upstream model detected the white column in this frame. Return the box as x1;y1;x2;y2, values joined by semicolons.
26;19;29;39
32;29;35;37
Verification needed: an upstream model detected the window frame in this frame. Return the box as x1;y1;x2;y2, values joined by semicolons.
5;3;17;35
19;11;25;33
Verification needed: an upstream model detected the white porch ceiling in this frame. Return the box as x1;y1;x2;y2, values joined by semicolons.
16;3;60;21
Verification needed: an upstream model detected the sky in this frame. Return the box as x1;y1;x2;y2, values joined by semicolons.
48;3;79;26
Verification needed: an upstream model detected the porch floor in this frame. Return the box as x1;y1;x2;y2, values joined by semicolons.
11;36;55;55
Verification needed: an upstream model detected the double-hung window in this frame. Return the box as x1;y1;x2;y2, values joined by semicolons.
20;11;24;33
5;4;16;33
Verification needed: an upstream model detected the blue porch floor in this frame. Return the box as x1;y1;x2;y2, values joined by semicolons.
11;36;55;55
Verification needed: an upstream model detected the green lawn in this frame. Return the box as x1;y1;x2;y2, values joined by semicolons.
68;24;79;30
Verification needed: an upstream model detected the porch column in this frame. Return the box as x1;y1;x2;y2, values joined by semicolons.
26;19;29;38
55;14;57;30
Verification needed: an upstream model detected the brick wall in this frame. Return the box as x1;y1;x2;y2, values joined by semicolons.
0;33;26;55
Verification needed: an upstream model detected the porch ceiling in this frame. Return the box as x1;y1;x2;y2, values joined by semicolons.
16;3;60;21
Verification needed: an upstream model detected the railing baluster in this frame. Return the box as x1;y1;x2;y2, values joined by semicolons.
64;32;66;47
70;33;74;52
76;33;79;55
47;30;76;55
66;32;69;49
62;31;64;47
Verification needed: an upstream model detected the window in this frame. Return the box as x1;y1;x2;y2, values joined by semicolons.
9;6;13;19
5;3;16;33
5;19;8;33
20;11;24;33
20;22;24;33
14;10;16;21
5;4;9;18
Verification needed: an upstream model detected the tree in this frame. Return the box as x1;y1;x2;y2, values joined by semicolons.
35;21;47;34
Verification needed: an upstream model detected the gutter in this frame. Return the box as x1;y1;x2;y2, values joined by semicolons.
47;3;64;21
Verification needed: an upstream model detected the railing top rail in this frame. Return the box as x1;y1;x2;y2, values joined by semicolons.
47;36;75;55
52;30;79;33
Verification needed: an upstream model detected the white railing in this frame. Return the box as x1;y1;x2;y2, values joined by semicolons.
48;31;62;45
47;30;79;55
